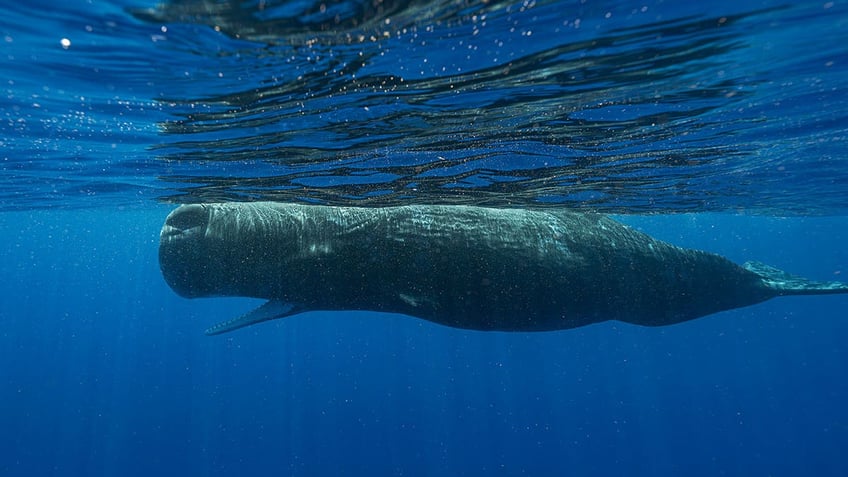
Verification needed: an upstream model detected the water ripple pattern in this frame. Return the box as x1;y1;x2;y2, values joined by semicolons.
2;0;847;213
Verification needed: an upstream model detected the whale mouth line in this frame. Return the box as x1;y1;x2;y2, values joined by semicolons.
160;224;203;241
161;204;210;243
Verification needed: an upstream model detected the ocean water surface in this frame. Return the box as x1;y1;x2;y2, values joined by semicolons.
1;0;847;476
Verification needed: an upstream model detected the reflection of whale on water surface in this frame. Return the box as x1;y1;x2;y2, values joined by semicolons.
158;202;848;335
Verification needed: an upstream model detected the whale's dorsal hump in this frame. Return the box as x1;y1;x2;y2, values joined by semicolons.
205;300;303;335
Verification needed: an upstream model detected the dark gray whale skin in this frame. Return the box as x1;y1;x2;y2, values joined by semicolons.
159;202;848;334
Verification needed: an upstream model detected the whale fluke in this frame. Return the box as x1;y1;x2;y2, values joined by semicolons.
744;261;848;296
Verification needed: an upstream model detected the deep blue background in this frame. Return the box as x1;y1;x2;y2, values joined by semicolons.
2;0;848;475
2;209;846;476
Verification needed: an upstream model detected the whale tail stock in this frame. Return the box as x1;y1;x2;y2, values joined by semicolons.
744;261;848;296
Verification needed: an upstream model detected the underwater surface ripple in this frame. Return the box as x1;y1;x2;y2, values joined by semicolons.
2;0;847;213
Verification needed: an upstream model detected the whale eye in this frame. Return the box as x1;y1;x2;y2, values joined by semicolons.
167;204;208;232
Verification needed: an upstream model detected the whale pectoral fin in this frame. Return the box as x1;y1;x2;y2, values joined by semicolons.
205;300;302;336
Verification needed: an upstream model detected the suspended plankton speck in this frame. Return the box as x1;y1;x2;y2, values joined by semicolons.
60;38;71;49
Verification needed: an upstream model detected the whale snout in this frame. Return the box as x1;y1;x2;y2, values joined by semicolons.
159;204;213;298
160;204;208;242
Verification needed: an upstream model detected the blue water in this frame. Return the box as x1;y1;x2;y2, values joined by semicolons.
2;0;848;476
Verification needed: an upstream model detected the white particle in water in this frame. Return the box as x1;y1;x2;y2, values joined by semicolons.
60;38;71;49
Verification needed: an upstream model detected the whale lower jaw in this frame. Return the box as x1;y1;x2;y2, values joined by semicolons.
205;300;302;335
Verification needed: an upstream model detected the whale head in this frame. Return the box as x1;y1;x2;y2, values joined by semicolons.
159;203;289;299
159;204;221;298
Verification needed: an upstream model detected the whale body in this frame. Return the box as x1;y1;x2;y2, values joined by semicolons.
158;202;848;335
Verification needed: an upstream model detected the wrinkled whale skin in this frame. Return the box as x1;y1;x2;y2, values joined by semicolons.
159;203;845;334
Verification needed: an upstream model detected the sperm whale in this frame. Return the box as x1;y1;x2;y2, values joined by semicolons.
158;202;848;335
